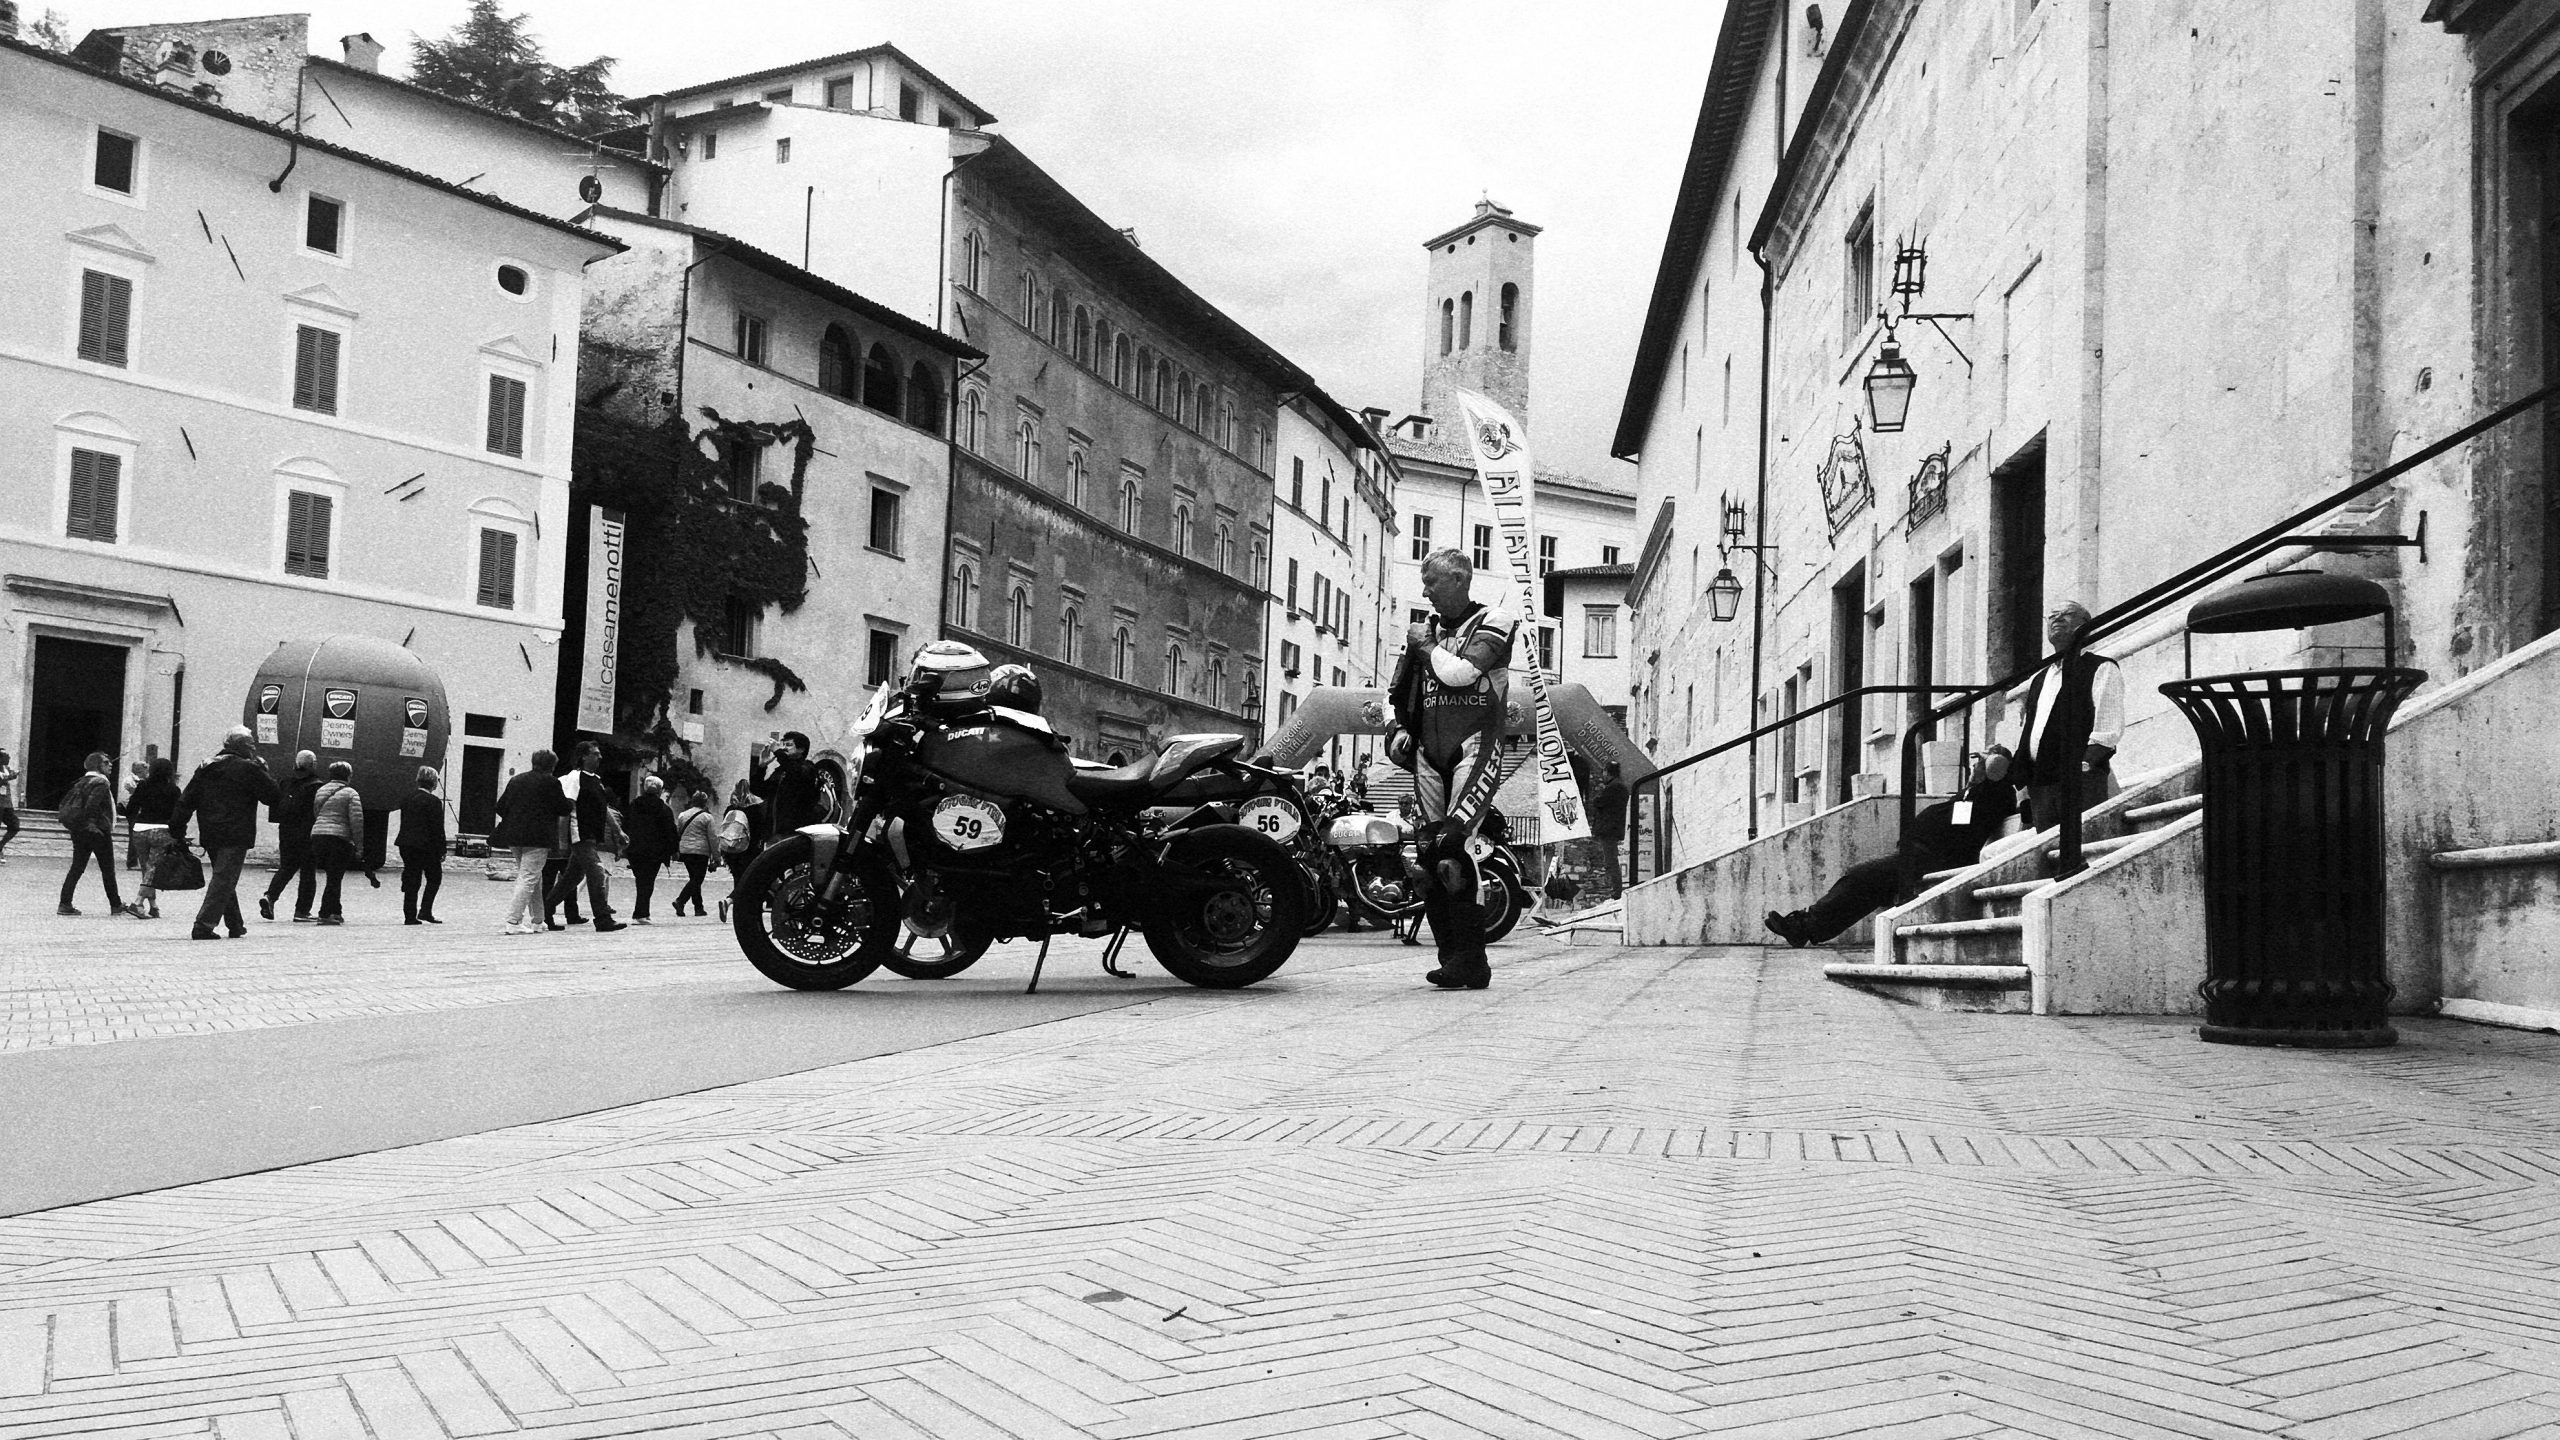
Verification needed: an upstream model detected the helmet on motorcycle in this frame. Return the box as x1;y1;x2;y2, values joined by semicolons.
912;640;997;711
986;663;1043;714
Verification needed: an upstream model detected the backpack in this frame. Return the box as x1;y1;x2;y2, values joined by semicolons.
718;808;753;854
599;803;629;858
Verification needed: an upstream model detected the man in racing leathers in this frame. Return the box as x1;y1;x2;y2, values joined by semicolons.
1387;548;1518;990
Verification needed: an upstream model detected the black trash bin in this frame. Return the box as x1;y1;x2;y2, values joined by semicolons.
2159;572;2424;1048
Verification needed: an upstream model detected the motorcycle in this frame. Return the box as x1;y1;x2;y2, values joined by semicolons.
731;645;1307;991
1319;797;1531;945
1152;762;1341;939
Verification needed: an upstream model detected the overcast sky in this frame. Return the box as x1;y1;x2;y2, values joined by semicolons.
62;0;1720;480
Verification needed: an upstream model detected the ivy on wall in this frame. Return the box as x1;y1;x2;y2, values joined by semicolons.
571;406;818;746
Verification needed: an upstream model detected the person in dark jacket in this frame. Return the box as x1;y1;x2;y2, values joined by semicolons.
754;731;828;833
1764;755;2019;947
493;750;565;934
623;774;680;924
398;767;449;925
58;753;141;918
544;741;624;932
170;727;283;940
259;751;321;922
125;756;180;918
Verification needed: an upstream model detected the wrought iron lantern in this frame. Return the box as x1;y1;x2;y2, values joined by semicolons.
1863;337;1917;433
1706;566;1745;623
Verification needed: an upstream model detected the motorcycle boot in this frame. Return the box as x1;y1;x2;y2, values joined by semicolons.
1418;822;1491;989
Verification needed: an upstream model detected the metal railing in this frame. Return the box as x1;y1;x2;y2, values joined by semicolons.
1623;382;2558;894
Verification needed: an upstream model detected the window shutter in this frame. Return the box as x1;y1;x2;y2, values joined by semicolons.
294;326;340;413
486;375;527;457
285;491;332;578
67;449;120;542
79;270;132;367
477;528;518;609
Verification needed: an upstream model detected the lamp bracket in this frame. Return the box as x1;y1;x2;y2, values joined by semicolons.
1879;307;1977;373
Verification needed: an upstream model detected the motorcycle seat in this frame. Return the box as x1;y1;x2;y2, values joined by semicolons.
1066;755;1160;805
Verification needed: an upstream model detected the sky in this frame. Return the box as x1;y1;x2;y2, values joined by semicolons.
51;0;1721;481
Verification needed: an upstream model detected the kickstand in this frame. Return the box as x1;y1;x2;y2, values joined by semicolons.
1024;933;1054;994
1100;926;1136;978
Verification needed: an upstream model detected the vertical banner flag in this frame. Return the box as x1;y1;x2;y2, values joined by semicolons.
1453;388;1590;843
576;508;625;734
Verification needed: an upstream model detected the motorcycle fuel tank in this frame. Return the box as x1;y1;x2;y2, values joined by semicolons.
919;711;1086;814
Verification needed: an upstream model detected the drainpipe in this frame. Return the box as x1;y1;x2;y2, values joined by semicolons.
1746;0;1791;842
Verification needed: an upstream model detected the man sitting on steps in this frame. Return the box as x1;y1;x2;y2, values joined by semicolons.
1764;753;2018;948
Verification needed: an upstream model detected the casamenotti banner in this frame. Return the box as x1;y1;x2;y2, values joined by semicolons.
575;507;625;734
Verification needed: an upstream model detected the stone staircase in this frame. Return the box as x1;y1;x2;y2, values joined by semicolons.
1823;765;2205;1013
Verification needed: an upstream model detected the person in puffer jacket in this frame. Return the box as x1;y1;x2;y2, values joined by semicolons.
308;761;366;925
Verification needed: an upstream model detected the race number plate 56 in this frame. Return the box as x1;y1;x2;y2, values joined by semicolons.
930;795;1006;851
1237;795;1302;842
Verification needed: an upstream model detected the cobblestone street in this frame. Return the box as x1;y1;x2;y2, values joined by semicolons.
3;869;2559;1438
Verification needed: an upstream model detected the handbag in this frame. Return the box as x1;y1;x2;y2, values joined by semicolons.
600;803;629;859
149;845;206;892
718;808;753;854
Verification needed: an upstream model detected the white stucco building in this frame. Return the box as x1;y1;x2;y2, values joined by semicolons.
0;36;616;821
1271;390;1398;774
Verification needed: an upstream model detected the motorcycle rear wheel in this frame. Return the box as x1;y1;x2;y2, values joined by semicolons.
882;925;993;979
1143;826;1306;989
1478;871;1522;944
733;834;898;990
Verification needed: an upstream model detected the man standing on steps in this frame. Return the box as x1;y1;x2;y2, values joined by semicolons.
1994;600;2124;829
1387;548;1517;991
546;741;625;933
1765;753;2016;947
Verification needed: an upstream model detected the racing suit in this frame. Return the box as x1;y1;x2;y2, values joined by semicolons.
1389;601;1517;982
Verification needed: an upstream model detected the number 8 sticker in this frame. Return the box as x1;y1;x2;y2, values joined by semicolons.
931;794;1007;851
1237;795;1301;842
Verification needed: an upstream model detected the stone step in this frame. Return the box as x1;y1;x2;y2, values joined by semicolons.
1967;878;2044;917
2041;831;2142;865
1823;962;2032;1013
2126;794;2203;829
1894;915;2024;967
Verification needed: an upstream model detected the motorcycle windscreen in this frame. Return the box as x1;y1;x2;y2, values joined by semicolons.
919;716;1086;814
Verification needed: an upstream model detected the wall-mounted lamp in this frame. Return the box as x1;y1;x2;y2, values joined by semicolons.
1242;680;1264;722
1863;338;1918;433
1719;493;1749;548
1860;237;1972;435
1709;495;1777;623
1707;567;1745;623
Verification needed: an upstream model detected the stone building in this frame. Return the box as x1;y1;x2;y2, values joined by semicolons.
0;36;615;824
1613;0;2560;1023
575;210;975;802
627;53;1292;757
1272;389;1399;776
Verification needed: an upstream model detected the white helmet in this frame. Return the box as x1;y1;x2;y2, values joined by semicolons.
912;640;996;709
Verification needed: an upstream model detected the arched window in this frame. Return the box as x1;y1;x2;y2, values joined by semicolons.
1020;269;1038;325
1112;334;1133;390
1156;362;1175;412
1440;299;1454;356
1163;640;1184;696
1110;624;1134;680
1048;291;1069;347
1206;656;1226;710
1092;317;1112;368
962;228;987;292
1249;535;1268;589
948;558;979;629
1172;500;1194;555
818;323;857;399
1176;371;1195;426
1117;476;1142;531
906;362;943;432
1058;604;1083;665
960;386;987;452
1006;581;1032;646
1458;290;1473;349
1072;307;1091;364
1195;384;1213;430
1014;411;1041;478
1136;347;1154;400
1064;446;1089;508
862;344;900;414
1215;521;1235;573
1499;282;1519;352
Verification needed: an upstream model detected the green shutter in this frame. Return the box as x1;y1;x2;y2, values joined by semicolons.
79;270;131;367
293;326;340;414
66;449;120;542
285;491;331;578
477;528;518;609
486;375;526;457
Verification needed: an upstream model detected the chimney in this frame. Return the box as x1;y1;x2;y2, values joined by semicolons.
151;38;199;89
0;1;20;43
340;32;383;73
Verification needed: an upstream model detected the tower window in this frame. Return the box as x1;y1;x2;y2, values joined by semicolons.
1439;299;1453;356
1459;291;1473;350
1499;283;1518;352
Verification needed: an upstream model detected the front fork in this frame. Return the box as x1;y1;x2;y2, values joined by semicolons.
807;799;880;902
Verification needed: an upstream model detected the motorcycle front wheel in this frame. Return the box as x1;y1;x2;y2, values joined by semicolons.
1478;869;1522;944
733;834;899;990
1143;826;1307;989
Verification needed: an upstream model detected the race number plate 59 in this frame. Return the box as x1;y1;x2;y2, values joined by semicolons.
1237;795;1302;842
930;795;1006;851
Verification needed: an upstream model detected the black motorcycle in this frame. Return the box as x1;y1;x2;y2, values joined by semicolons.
731;648;1307;991
1155;762;1340;939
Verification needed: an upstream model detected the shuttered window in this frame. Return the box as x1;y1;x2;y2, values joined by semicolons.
485;375;527;457
284;491;332;578
78;270;131;367
476;528;519;609
66;449;121;543
292;325;340;413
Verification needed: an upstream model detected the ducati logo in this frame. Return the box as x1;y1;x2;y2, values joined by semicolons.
256;685;281;714
403;698;429;729
324;689;357;720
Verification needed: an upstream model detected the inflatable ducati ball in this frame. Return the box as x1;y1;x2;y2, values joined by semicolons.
243;635;452;810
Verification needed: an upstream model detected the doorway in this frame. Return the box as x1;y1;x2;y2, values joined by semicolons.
1908;569;1938;740
26;637;128;809
459;745;503;835
1989;435;2049;681
1831;564;1867;806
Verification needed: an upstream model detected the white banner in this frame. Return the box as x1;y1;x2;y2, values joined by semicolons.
575;507;625;734
1452;389;1589;843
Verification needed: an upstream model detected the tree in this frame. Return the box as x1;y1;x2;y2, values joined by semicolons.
408;0;627;138
28;9;76;51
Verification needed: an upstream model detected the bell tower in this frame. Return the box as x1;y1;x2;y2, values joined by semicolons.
1418;196;1540;427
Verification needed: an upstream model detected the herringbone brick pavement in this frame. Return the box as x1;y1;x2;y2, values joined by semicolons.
2;943;2558;1437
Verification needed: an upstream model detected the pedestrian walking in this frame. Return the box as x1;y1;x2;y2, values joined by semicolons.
716;779;763;923
624;775;679;924
308;761;365;925
121;759;150;872
671;788;717;918
492;750;566;935
125;756;180;919
169;727;282;940
545;741;625;932
0;749;20;863
58;752;141;919
259;752;321;922
398;767;448;925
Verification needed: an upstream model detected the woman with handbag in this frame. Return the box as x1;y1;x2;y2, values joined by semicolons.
715;779;762;923
308;762;365;926
125;756;180;918
671;788;717;918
